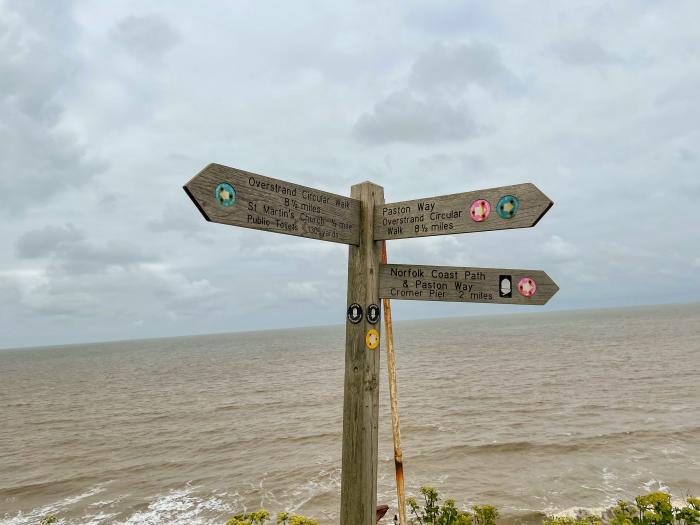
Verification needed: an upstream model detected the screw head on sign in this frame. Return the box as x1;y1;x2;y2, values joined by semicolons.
470;199;491;222
496;195;520;219
518;277;537;297
215;182;236;207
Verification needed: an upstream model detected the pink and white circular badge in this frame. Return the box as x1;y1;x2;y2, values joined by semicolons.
470;199;491;222
518;277;537;297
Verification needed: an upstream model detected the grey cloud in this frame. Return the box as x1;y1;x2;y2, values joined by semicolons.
353;91;476;145
654;77;700;114
19;263;217;321
554;38;618;66
353;40;514;145
58;241;158;275
15;224;84;258
0;3;105;214
417;152;485;172
0;276;26;347
111;14;180;63
148;201;213;241
679;148;695;163
402;2;499;37
262;279;340;308
541;235;580;262
410;41;518;93
0;276;22;309
3;0;79;43
15;225;158;274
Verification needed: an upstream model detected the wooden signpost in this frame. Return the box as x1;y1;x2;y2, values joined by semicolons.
380;264;559;305
184;163;559;525
184;163;361;244
375;183;552;240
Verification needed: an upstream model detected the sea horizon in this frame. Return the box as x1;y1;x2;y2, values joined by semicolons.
2;301;698;353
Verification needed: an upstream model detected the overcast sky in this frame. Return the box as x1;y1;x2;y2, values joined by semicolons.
1;1;698;349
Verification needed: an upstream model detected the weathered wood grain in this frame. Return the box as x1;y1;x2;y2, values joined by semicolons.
374;183;553;240
341;182;384;525
379;263;559;305
184;163;361;244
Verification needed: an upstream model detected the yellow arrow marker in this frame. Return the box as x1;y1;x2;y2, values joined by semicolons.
366;328;380;350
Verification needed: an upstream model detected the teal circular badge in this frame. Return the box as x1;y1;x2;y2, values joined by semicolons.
215;183;236;207
496;195;519;219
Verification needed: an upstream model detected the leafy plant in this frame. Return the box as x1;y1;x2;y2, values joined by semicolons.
225;509;317;525
287;516;319;525
276;511;319;525
37;517;57;525
226;509;270;525
544;516;602;525
636;492;674;525
550;493;700;525
473;505;499;525
406;486;497;525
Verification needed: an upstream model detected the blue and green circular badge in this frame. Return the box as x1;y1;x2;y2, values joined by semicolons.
215;183;236;207
496;195;519;219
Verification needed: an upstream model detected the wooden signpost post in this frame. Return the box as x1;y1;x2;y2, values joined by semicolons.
184;163;559;525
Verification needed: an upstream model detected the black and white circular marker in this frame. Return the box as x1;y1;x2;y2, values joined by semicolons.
347;303;363;324
366;304;380;324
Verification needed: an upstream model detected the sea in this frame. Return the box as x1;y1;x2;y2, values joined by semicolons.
1;304;699;525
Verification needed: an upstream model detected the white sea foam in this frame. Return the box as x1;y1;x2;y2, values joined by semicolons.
114;487;233;525
552;506;608;519
283;468;341;512
0;485;109;525
62;487;107;506
641;479;671;494
78;511;119;525
0;485;236;525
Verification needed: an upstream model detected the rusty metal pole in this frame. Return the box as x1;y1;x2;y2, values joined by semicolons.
381;241;407;525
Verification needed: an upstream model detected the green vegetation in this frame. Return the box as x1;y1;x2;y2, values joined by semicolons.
404;488;700;525
406;486;499;525
224;509;318;525
544;515;603;525
542;493;700;525
37;490;700;525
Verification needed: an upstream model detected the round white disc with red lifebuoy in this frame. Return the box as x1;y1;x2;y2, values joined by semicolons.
470;199;491;222
518;277;537;297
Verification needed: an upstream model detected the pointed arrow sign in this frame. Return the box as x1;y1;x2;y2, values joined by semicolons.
184;163;362;245
374;183;553;240
380;264;559;305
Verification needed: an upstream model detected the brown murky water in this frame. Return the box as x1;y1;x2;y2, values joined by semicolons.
2;304;699;524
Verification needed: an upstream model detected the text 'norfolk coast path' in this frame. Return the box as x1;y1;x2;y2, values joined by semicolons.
380;264;559;305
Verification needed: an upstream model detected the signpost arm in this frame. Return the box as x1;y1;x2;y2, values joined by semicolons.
381;241;407;525
341;182;384;525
